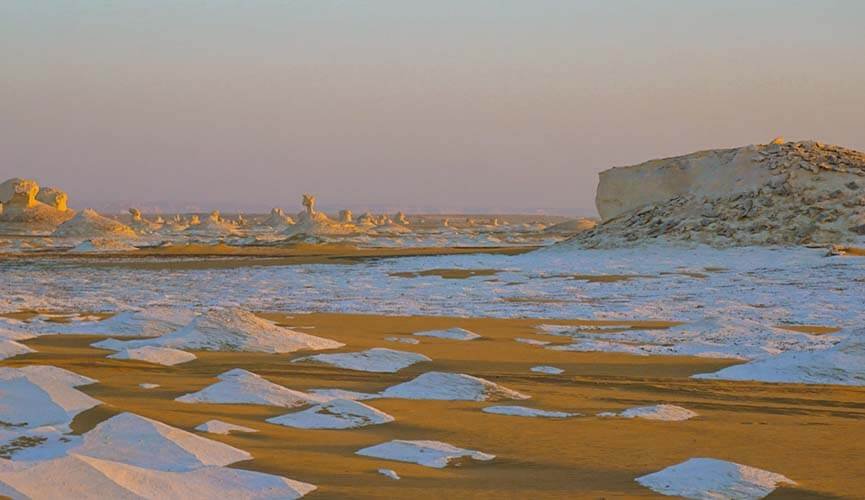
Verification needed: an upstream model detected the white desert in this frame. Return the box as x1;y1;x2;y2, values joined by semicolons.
2;3;865;493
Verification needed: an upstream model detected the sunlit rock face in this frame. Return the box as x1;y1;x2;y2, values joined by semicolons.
570;139;865;248
0;178;75;232
285;194;359;237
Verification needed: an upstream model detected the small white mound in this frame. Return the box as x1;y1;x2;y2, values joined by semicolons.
356;440;495;469
307;389;381;401
381;372;529;401
132;308;344;353
108;346;196;366
0;366;100;430
51;307;195;337
515;338;551;346
384;336;420;345
267;399;394;429
70;239;137;253
0;339;34;360
139;383;160;389
619;404;697;421
176;369;324;408
195;420;258;435
636;458;795;499
482;406;575;418
52;208;136;238
694;336;865;386
76;412;251;471
530;365;563;375
413;327;481;341
378;468;400;480
0;425;81;461
293;348;430;373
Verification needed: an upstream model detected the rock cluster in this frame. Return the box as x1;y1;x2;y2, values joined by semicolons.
0;178;74;232
572;140;865;248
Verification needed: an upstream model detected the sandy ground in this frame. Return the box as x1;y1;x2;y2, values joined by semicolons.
2;313;862;499
0;243;535;270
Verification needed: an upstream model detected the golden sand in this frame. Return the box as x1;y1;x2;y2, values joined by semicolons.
3;313;862;498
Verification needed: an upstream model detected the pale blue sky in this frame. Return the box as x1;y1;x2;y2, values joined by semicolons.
2;1;864;214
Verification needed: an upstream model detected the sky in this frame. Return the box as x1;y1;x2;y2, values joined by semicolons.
2;1;864;215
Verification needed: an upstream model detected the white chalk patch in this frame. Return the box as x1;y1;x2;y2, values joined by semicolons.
482;406;575;418
176;368;324;408
515;337;551;346
195;420;258;435
108;346;196;366
381;372;529;401
0;339;34;360
139;383;160;389
293;348;430;373
617;404;697;421
0;366;99;431
45;307;195;337
695;335;865;386
384;336;420;345
636;457;795;499
530;365;563;375
307;389;381;401
413;327;481;341
356;440;495;468
378;468;400;480
267;399;394;429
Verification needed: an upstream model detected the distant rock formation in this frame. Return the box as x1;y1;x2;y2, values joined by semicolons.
357;212;376;226
572;139;865;247
285;194;357;237
261;208;295;228
186;211;239;235
0;178;74;232
339;209;353;224
128;208;160;233
394;212;410;225
52;208;137;238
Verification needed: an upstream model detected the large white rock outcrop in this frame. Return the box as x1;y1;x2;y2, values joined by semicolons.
0;178;74;231
284;194;358;237
572;139;865;247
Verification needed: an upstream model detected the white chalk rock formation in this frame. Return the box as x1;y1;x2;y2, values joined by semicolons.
52;209;136;239
127;208;160;233
339;209;353;223
285;194;358;237
0;366;100;431
51;307;195;337
186;210;239;235
357;212;377;226
394;212;410;225
636;458;795;499
292;348;430;373
0;339;34;360
261;207;295;228
600;404;698;421
572;139;865;247
0;412;317;499
107;346;197;366
694;335;865;386
0;178;74;231
176;368;325;407
267;399;394;429
356;440;494;469
381;372;530;401
194;420;258;435
111;308;344;353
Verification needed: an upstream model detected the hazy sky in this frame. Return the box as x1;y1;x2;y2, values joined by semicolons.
2;1;864;215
